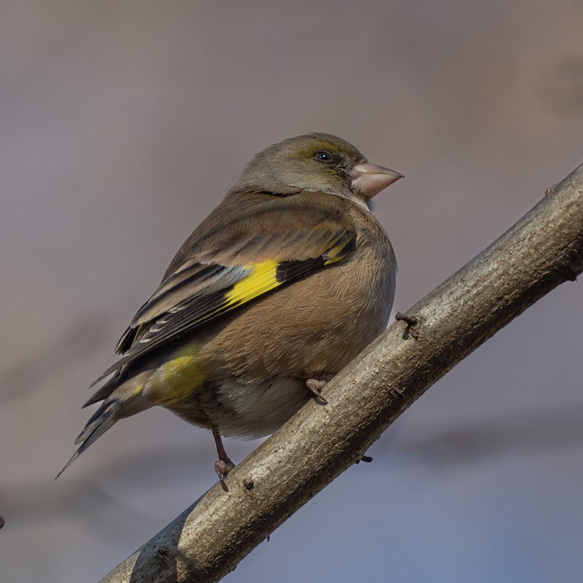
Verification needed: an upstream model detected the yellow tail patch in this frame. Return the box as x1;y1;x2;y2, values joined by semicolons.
149;345;207;404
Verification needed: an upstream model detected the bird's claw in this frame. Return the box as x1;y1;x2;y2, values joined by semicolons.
305;378;330;405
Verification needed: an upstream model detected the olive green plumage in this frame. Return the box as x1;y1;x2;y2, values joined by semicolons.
60;133;402;479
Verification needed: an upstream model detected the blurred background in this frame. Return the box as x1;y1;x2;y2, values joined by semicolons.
1;1;582;581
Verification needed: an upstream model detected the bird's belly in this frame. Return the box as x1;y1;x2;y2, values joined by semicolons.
167;376;310;438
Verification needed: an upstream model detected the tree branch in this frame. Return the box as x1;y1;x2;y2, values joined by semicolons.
99;163;583;583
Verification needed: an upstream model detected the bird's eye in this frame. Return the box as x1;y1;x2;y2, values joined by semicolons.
314;150;334;163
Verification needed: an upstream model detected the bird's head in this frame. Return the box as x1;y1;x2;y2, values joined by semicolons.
230;133;402;207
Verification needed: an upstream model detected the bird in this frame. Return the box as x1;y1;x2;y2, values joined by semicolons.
59;133;402;483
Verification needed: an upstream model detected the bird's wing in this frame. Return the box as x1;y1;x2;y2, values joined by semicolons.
93;192;356;384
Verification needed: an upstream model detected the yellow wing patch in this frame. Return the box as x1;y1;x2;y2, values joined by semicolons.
225;260;280;307
223;233;352;310
323;232;353;266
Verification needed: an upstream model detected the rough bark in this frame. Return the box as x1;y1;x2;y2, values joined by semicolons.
100;163;583;583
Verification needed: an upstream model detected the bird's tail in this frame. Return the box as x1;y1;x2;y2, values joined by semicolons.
56;374;150;479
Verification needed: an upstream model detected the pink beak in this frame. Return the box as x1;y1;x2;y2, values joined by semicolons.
351;162;403;199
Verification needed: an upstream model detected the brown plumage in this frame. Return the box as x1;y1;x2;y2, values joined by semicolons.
60;133;401;481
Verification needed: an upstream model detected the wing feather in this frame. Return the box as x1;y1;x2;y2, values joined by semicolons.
93;192;357;385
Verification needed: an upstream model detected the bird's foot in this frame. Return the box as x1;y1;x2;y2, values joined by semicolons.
305;375;333;405
215;459;236;483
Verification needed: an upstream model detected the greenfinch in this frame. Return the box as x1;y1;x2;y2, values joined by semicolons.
60;133;401;481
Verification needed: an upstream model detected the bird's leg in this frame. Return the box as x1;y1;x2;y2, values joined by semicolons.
305;374;334;405
211;423;235;489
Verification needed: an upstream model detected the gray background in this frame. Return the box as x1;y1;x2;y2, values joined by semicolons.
1;1;583;582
